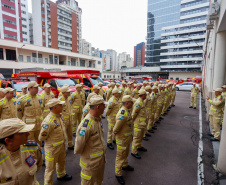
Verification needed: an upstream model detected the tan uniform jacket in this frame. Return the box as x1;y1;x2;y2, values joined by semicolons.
17;93;43;131
70;91;83;113
99;88;104;97
132;97;147;128
113;107;133;146
58;96;71;123
87;92;98;103
145;92;155;114
132;88;139;99
74;113;106;171
82;103;90;120
40;91;54;119
191;86;199;97
39;112;66;147
106;96;120;123
106;87;112;102
81;88;86;106
172;86;176;95
124;87;133;96
0;97;17;121
16;92;27;99
0;142;42;185
157;90;164;107
209;95;225;116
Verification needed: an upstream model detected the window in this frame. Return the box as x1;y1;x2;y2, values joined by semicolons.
98;61;101;65
4;34;17;39
42;17;45;22
22;25;27;28
0;48;3;60
27;56;31;62
2;3;15;10
45;58;48;64
89;61;92;67
32;53;37;62
68;61;70;66
42;11;44;14
49;55;53;64
21;11;26;15
1;82;7;88
3;19;16;25
80;60;85;67
54;56;58;64
22;31;27;35
38;54;43;63
23;38;27;41
6;49;16;61
21;3;26;7
19;55;23;62
71;58;75;66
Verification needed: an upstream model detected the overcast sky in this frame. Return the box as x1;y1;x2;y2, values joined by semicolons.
28;0;147;57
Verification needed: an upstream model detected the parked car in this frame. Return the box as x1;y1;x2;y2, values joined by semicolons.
176;82;201;91
103;81;110;86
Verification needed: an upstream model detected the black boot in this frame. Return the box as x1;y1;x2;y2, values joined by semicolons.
131;153;141;159
148;129;155;133
122;165;134;171
107;143;114;150
115;175;125;185
68;146;74;150
145;133;151;137
143;137;149;141
137;147;147;152
189;106;193;108
57;174;72;181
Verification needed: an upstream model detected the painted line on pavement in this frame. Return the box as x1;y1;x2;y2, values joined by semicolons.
198;93;204;185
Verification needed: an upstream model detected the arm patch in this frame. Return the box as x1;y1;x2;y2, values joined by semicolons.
83;119;89;127
121;110;125;114
25;140;38;146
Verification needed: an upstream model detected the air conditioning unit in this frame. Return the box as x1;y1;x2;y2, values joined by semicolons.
209;2;220;20
206;15;214;30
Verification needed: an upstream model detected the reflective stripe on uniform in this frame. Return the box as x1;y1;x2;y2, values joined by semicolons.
0;154;9;164
211;108;217;111
49;116;56;124
134;124;138;128
80;159;87;168
0;100;6;105
90;151;104;158
81;172;91;180
117;145;126;150
44;109;50;112
140;118;146;121
113;114;116;116
87;119;94;130
57;170;66;176
134;128;141;131
53;140;64;147
45;156;54;161
115;168;121;172
71;113;75;116
26;119;36;123
64;116;69;119
124;132;132;136
74;106;80;108
116;140;122;145
21;146;38;152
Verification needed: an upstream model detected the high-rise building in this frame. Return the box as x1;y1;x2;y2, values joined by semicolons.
30;0;82;53
118;52;133;69
134;42;145;67
0;0;29;43
146;0;209;79
101;49;118;72
81;39;92;56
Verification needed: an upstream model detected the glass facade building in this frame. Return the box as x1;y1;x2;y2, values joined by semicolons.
146;0;209;73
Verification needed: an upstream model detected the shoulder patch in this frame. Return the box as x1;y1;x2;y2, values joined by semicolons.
109;102;113;105
136;104;140;107
121;110;125;114
25;140;38;146
83;119;89;127
120;116;124;120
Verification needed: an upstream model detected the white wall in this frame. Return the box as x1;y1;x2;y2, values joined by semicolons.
169;72;202;79
32;0;42;46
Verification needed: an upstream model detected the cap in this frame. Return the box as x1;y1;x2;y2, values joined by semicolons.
128;81;132;85
145;86;152;91
221;85;226;88
3;87;16;93
46;98;65;108
107;84;111;87
93;85;100;90
98;82;103;85
143;81;148;84
122;81;126;85
116;83;120;86
136;83;140;87
60;86;71;93
0;88;4;92
152;86;158;90
214;88;222;92
75;84;82;88
89;95;108;105
0;118;35;139
27;81;39;88
63;84;69;87
21;85;27;89
122;95;133;102
43;83;51;88
138;89;146;95
110;82;116;86
193;83;196;85
112;88;119;94
80;83;84;85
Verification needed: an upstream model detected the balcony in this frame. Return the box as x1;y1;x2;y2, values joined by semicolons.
161;42;204;50
161;27;206;37
181;3;209;12
160;64;202;69
160;57;203;62
180;11;208;20
161;35;206;43
160;50;204;56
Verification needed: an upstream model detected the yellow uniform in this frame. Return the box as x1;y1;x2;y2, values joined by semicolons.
99;88;105;98
0;141;42;185
124;87;133;96
39;112;67;185
81;88;86;107
132;88;139;99
106;87;112;102
70;91;83;134
16;92;27;99
131;97;147;154
0;97;17;120
208;95;225;140
190;86;199;107
155;90;164;122
113;107;133;176
82;103;90;120
171;86;176;106
59;95;73;147
74;113;106;185
17;93;43;146
145;92;155;131
106;96;120;144
40;91;55;120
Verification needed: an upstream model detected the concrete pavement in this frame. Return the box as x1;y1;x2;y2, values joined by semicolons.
37;91;217;185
